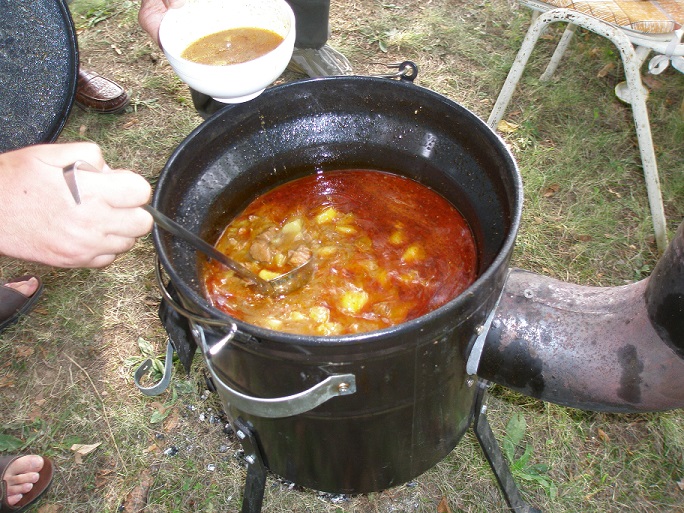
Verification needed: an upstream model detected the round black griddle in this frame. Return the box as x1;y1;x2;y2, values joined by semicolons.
0;0;78;153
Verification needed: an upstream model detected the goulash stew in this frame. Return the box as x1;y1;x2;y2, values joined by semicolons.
202;170;478;335
182;27;284;65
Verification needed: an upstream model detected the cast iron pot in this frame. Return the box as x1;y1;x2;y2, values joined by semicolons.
152;76;522;493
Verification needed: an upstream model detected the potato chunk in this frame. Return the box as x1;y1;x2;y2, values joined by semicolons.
339;290;369;314
258;269;281;281
401;244;426;263
315;207;339;224
389;230;406;245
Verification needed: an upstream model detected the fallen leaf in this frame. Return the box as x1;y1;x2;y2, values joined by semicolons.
0;375;16;388
497;119;519;134
120;469;154;513
123;118;139;129
642;75;662;90
95;470;111;488
14;345;34;358
677;477;684;491
37;504;62;513
144;443;161;455
71;442;102;464
597;428;610;443
164;411;180;432
542;183;560;197
437;496;452;513
95;461;117;488
597;62;615;78
577;234;592;242
27;407;43;423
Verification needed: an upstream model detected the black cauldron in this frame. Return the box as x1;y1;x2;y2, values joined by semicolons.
152;76;522;493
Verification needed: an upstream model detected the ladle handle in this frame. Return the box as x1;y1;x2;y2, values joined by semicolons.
142;204;270;292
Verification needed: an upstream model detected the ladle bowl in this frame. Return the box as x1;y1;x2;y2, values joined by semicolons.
141;204;314;296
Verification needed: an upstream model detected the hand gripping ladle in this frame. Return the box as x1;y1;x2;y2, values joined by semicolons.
62;161;313;296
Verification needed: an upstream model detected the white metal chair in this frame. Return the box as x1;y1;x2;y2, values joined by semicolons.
488;0;684;253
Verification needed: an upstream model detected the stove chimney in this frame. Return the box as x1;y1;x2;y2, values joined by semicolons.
477;220;684;412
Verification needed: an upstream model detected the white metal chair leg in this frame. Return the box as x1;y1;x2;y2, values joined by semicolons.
487;12;553;128
620;47;668;252
540;23;577;80
489;8;669;252
615;46;652;103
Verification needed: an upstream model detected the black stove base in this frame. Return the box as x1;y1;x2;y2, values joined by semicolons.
473;381;542;513
234;381;541;513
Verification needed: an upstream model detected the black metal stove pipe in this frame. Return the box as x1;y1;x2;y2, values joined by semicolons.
477;220;684;413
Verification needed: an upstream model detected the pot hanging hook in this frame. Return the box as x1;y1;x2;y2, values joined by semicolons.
371;61;418;82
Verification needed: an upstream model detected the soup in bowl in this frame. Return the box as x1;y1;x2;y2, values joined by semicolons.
159;0;296;103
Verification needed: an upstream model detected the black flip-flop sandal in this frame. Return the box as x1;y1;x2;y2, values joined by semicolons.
0;275;44;334
0;455;54;512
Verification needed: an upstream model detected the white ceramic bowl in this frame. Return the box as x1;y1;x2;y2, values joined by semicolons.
159;0;296;103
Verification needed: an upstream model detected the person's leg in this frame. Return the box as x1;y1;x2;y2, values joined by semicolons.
75;69;130;114
286;0;352;78
286;0;330;49
0;455;54;510
66;0;129;113
190;89;225;120
0;275;44;334
3;277;39;297
1;456;43;507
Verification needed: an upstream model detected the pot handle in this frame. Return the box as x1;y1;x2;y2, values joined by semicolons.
192;322;357;418
154;256;236;327
466;269;510;376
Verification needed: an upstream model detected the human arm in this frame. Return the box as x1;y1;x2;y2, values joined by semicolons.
0;142;153;268
138;0;185;46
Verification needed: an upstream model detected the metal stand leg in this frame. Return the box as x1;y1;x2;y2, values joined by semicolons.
473;381;542;513
235;418;267;513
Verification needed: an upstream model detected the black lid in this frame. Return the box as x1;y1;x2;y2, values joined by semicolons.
0;0;78;153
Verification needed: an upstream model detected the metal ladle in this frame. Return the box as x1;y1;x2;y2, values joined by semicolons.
62;161;313;296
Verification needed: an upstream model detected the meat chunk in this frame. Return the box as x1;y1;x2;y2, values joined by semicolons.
249;226;279;263
288;244;312;267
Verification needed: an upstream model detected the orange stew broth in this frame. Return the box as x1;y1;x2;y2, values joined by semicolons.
181;27;284;66
202;170;477;335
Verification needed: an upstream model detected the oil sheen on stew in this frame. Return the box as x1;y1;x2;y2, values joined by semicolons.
181;27;284;65
202;170;477;336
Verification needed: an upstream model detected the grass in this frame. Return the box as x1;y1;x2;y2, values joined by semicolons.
1;0;683;511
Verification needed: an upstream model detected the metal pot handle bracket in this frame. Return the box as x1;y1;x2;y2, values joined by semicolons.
153;259;357;418
465;269;510;376
192;322;357;418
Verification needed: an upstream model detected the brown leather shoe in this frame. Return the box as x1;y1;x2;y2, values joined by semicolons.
75;69;130;114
